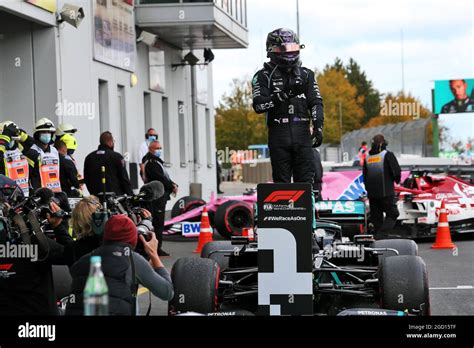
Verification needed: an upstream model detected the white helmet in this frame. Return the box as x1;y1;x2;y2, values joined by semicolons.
55;123;77;136
0;121;18;134
35;118;56;133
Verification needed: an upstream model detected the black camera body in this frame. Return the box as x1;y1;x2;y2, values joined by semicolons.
94;181;165;245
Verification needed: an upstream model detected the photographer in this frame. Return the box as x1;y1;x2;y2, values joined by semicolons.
63;196;103;266
66;215;174;316
0;176;72;315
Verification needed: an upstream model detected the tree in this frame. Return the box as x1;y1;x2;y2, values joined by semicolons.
317;68;365;144
215;79;267;151
364;92;431;128
346;58;381;124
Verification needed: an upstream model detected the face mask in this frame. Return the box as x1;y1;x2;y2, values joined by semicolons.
148;135;158;142
154;149;162;158
39;133;52;145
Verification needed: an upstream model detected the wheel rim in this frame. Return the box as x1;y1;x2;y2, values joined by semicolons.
226;206;252;235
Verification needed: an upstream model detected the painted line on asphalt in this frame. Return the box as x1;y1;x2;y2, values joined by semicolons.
430;285;474;290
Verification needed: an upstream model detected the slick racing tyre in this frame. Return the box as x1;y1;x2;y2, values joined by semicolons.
171;196;206;221
201;241;234;270
379;255;430;315
214;200;253;239
372;239;418;264
169;258;220;315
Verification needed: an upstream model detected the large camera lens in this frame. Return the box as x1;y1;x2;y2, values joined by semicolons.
137;219;154;242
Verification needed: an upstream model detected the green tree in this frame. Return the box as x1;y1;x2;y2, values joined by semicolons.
215;79;267;151
365;92;431;127
346;58;381;124
317;68;365;144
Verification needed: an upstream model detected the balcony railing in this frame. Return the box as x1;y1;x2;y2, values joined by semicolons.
138;0;247;28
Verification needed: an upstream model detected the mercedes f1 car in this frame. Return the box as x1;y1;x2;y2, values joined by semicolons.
168;184;430;317
169;231;430;316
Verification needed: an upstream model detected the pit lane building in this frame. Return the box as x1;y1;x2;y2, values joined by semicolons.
0;0;248;200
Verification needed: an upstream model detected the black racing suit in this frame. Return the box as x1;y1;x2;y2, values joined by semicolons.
313;148;323;201
441;97;474;113
252;62;324;183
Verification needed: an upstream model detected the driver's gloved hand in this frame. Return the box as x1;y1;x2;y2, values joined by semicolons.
273;91;289;103
286;74;306;97
312;128;323;148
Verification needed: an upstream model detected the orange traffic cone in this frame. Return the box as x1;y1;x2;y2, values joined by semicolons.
242;227;254;241
432;200;456;249
193;207;213;253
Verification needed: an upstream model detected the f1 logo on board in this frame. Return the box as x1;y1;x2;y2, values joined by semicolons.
264;191;305;203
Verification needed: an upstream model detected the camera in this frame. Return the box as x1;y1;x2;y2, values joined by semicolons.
93;181;164;246
136;219;153;242
57;4;85;28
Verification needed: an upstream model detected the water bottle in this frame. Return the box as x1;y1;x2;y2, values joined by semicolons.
84;256;109;316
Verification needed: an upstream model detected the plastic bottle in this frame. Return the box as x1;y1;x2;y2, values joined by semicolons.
84;256;109;316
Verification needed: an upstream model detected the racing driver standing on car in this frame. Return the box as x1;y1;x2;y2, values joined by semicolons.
252;28;324;184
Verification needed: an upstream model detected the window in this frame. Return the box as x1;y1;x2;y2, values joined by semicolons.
178;101;187;166
117;85;127;154
98;80;109;132
162;97;171;163
149;47;166;93
205;108;213;167
144;92;152;131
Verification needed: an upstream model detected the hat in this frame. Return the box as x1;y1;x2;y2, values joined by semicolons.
103;215;137;248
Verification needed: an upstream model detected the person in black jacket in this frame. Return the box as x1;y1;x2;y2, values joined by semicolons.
363;134;401;239
252;28;324;184
55;140;80;197
0;177;73;315
84;131;133;197
142;141;177;257
66;215;173;316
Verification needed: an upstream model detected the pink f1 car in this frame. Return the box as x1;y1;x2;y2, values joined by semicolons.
165;169;474;239
165;189;256;238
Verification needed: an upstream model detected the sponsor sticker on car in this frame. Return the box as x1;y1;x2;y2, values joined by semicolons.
182;222;204;238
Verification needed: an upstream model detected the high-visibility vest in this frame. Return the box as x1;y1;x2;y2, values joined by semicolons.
31;144;62;192
4;148;30;197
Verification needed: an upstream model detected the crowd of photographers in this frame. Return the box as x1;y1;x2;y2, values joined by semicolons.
0;119;174;316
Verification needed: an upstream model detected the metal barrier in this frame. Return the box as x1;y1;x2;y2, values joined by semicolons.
342;119;430;159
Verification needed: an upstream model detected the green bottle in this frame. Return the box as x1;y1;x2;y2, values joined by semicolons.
84;256;109;316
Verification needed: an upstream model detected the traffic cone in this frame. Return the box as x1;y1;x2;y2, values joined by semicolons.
432;200;456;249
242;227;254;241
193;207;213;253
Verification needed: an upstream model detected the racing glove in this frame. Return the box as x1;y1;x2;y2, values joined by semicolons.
285;72;306;97
273;91;290;103
312;128;323;148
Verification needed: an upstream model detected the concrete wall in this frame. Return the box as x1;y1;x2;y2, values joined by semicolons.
0;1;218;206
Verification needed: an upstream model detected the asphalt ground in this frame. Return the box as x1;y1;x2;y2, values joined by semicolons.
136;182;474;316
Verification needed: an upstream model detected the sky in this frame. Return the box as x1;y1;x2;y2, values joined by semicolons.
211;0;474;109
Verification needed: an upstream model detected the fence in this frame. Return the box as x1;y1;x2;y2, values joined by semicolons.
342;119;430;159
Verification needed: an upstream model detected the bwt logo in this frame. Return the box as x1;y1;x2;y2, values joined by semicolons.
264;191;305;203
